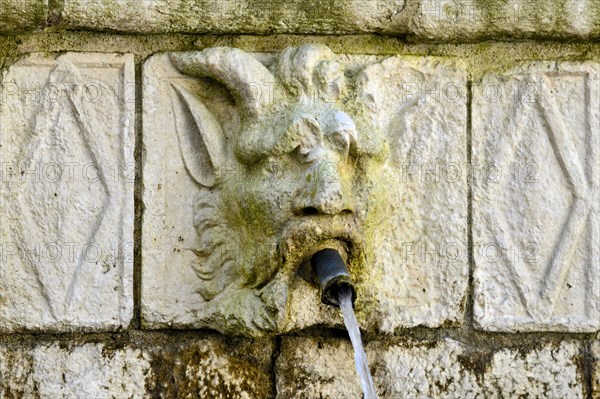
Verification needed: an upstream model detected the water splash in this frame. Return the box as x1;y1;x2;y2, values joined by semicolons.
339;286;378;399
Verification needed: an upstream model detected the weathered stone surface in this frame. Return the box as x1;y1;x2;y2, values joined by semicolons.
276;336;360;398
142;46;467;336
483;341;584;398
0;335;274;398
0;0;48;33
0;53;135;331
473;61;600;332
0;343;150;398
58;0;408;34
146;335;275;398
360;55;468;332
51;0;600;40
411;0;600;41
593;341;600;399
276;336;585;398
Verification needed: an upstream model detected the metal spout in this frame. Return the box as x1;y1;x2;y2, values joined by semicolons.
310;248;356;308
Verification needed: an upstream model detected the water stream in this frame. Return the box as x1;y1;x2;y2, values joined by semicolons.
338;286;378;399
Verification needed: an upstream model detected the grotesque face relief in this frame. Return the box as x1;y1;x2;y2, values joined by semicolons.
168;45;389;336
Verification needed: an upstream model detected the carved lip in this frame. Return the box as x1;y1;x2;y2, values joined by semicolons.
277;215;364;276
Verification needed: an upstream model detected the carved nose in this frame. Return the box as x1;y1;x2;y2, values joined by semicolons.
293;161;353;216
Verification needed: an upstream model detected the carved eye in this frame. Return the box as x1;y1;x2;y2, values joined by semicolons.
286;116;321;161
291;144;309;162
328;130;349;154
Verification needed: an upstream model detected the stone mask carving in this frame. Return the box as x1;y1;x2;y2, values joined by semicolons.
169;45;389;336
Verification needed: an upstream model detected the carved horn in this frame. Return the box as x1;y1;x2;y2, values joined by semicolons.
170;48;276;119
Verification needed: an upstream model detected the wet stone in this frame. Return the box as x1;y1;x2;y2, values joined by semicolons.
593;341;600;399
145;336;275;398
276;336;585;398
0;335;274;398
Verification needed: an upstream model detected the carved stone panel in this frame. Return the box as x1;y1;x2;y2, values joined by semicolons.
141;46;467;336
0;53;135;331
473;62;600;331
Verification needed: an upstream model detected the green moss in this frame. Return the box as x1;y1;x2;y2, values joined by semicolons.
145;337;274;397
1;31;596;69
0;0;48;33
472;0;504;31
591;0;600;36
457;349;494;384
0;31;598;338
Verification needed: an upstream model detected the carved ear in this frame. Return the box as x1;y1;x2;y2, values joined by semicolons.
170;82;225;188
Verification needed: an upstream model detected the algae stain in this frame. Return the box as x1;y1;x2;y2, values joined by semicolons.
457;350;494;384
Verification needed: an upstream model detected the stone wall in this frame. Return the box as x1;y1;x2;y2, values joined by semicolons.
0;1;599;398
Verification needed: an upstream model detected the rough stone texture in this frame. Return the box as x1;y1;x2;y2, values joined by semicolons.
276;336;585;398
0;343;149;398
0;53;135;331
41;0;600;40
473;61;600;332
0;26;595;399
145;335;275;398
411;0;600;41
0;335;274;398
593;341;600;399
0;0;48;33
276;336;360;398
142;47;467;336
360;55;468;332
58;0;408;34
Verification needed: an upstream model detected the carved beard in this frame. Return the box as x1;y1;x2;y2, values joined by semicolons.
189;185;368;335
190;187;291;335
191;188;279;301
190;188;237;300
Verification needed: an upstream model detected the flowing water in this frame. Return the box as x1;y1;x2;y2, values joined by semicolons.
339;287;378;399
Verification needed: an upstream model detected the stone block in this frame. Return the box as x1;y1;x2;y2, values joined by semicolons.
58;0;407;34
145;335;275;398
141;46;467;336
276;336;585;398
276;337;360;398
411;0;600;41
473;61;600;332
0;343;149;398
51;0;600;40
359;55;468;332
0;335;274;398
0;0;48;33
593;341;600;399
0;53;135;331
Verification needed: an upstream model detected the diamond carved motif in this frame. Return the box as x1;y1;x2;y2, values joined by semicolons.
13;61;111;318
473;62;600;331
0;53;134;331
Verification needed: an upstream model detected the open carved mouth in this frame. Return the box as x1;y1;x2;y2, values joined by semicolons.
276;215;365;282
